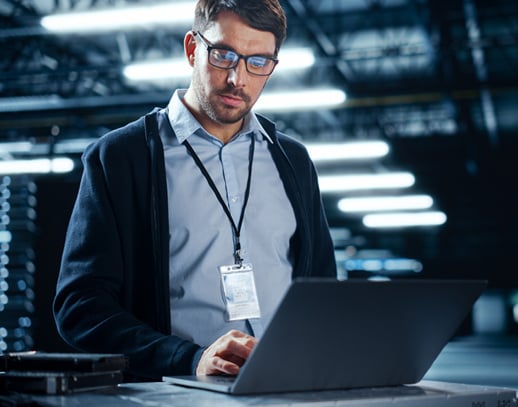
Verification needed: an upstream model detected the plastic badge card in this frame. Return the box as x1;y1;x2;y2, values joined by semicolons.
219;263;261;321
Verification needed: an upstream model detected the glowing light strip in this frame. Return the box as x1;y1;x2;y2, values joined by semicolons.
306;141;389;162
276;48;315;70
123;48;315;82
338;194;433;213
0;158;74;175
319;172;415;192
123;60;191;81
345;258;423;273
41;2;196;33
363;211;447;228
0;142;32;153
255;88;346;112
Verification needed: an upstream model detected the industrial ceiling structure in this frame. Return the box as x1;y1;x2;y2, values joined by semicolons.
1;0;518;285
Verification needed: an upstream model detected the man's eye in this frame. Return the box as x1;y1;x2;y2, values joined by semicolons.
248;56;267;68
213;50;237;63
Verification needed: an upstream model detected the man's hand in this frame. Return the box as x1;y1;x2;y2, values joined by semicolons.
196;330;258;376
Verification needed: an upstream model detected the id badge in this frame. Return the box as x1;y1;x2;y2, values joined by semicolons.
219;263;261;321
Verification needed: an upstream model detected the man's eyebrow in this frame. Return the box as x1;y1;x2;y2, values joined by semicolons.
201;35;233;51
211;40;234;50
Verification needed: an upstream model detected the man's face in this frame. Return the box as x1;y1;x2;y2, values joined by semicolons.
189;11;277;128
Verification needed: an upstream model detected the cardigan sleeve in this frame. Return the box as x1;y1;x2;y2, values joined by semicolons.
53;123;201;380
270;131;337;279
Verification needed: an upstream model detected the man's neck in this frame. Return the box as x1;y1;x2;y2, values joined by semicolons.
208;121;243;144
181;91;244;144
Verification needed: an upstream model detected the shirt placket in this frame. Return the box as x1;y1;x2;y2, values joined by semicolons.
219;138;264;337
220;140;248;261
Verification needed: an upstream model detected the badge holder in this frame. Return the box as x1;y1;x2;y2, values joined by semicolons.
219;263;261;321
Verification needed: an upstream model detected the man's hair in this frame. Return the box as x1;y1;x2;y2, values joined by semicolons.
193;0;287;55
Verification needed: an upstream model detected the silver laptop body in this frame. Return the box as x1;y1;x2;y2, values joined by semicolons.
164;278;486;395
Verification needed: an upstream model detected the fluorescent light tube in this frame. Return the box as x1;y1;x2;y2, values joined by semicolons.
384;259;423;272
344;258;423;273
0;95;63;112
54;138;98;154
363;211;447;228
0;158;74;175
41;2;196;33
255;88;346;112
318;172;415;193
276;48;315;70
0;142;32;154
123;60;192;81
338;194;433;213
122;47;315;82
306;141;390;162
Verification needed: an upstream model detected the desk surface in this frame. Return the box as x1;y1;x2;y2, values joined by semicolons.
424;334;518;390
3;334;518;406
20;380;516;407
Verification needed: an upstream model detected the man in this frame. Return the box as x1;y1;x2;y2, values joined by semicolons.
53;0;336;381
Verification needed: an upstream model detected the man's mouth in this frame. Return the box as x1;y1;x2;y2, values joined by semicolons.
220;93;243;107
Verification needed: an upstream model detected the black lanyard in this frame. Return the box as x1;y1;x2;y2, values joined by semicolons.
183;136;255;265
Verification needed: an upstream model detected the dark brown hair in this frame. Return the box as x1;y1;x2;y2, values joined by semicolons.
193;0;287;55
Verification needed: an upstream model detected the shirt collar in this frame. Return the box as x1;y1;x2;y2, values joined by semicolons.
167;89;273;144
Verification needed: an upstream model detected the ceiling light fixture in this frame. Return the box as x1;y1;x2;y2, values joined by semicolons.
344;257;423;273
41;1;196;33
363;211;447;228
123;60;191;82
318;172;415;193
306;141;390;162
0;88;342;114
123;48;315;82
0;95;63;112
255;88;346;112
0;158;75;175
276;48;315;70
338;194;434;213
0;142;33;154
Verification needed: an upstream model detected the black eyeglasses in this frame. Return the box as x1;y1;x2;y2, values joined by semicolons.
194;31;278;77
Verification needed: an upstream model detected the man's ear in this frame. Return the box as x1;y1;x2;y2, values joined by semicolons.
184;31;197;66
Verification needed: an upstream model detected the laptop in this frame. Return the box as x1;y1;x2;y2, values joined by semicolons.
164;278;487;395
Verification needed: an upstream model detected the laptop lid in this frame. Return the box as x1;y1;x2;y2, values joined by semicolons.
165;278;487;394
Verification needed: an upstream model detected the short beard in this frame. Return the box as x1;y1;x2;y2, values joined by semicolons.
192;68;253;125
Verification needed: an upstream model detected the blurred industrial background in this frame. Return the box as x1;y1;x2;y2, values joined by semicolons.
1;0;518;381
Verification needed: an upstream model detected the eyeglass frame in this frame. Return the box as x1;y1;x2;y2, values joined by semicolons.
193;31;279;77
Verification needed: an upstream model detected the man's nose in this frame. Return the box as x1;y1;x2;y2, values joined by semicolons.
227;58;247;87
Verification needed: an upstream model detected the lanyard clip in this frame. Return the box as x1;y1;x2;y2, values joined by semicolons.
234;250;243;267
234;242;243;266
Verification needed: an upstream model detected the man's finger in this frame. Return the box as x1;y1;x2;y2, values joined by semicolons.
196;330;258;376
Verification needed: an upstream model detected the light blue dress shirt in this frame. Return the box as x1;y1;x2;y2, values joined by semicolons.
159;90;297;347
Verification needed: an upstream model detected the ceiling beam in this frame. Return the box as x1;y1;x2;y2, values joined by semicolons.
283;0;356;84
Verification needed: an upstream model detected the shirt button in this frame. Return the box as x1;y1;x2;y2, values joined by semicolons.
231;196;239;203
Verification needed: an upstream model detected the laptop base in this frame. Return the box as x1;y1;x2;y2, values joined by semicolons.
159;379;517;406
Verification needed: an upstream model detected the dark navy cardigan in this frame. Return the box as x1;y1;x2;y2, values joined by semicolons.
53;110;336;380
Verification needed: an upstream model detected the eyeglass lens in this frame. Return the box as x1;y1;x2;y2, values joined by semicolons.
210;49;274;75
